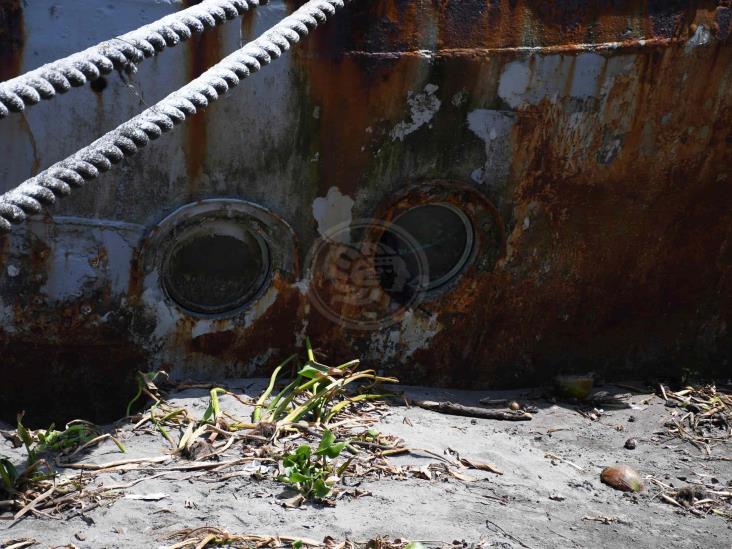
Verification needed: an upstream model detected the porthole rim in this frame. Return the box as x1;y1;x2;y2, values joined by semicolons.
369;180;505;302
140;198;299;320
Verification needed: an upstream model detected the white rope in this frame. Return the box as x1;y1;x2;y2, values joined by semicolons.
0;0;266;119
0;0;353;233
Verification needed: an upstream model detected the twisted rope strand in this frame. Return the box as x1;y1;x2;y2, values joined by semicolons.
0;0;267;119
0;0;352;234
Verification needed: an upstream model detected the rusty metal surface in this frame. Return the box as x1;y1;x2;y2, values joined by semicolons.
0;0;731;422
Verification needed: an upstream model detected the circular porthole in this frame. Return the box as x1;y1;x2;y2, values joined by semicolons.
141;199;299;319
162;221;270;315
379;203;474;293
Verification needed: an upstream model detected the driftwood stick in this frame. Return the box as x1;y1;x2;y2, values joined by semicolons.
411;400;532;421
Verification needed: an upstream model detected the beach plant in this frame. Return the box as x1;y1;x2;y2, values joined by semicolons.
277;429;351;500
35;421;97;453
253;338;397;427
0;456;18;497
126;370;167;416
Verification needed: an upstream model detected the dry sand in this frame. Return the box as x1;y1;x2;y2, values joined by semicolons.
1;382;730;548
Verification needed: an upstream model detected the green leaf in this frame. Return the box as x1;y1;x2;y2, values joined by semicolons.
293;541;304;549
0;458;18;491
253;354;296;422
294;444;312;460
305;337;315;363
313;478;331;499
317;430;336;452
201;388;225;424
277;474;295;484
405;543;427;549
288;471;311;483
316;430;346;458
298;364;328;380
319;441;347;459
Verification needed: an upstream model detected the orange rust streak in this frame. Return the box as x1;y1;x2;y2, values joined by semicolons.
293;46;423;196
180;274;305;371
240;10;256;42
183;0;222;197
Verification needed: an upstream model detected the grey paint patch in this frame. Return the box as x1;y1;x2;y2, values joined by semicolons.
33;218;143;301
42;238;98;301
467;109;516;188
498;60;532;109
569;54;606;99
498;54;610;109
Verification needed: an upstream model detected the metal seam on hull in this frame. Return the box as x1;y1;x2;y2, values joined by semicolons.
0;0;354;234
0;0;268;119
341;38;687;59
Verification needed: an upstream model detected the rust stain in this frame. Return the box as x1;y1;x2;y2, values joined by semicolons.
407;44;731;386
291;0;713;53
0;0;24;82
179;274;306;374
299;55;423;196
240;9;256;42
182;0;222;197
19;113;41;176
288;0;427;196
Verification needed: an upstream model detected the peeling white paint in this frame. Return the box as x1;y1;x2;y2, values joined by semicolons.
451;89;467;107
498;61;532;109
597;136;623;164
569;53;606;99
191;319;234;339
97;228;135;296
241;286;279;326
391;84;442;141
36;219;138;301
294;319;310;347
367;309;442;363
400;310;441;359
141;271;182;341
686;25;711;51
467;109;515;188
312;186;354;244
141;274;280;345
293;277;311;296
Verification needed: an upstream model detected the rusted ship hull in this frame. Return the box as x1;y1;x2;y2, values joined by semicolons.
0;0;730;422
